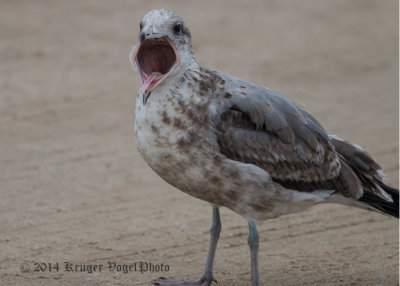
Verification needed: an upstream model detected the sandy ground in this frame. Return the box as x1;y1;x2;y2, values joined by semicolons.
0;0;398;285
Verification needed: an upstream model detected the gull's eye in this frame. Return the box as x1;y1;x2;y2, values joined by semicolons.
140;21;143;31
173;22;182;34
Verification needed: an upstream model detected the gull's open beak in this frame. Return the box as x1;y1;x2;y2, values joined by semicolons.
130;30;180;105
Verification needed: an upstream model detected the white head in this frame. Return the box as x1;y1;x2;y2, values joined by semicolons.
129;9;195;104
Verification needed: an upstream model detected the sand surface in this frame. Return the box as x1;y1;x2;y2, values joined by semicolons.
0;0;398;285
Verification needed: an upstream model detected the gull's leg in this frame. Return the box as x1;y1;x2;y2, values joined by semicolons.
248;221;260;286
154;207;221;286
201;206;221;282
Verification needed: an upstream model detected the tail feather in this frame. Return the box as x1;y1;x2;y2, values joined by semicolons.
377;181;399;204
359;187;399;218
330;135;399;218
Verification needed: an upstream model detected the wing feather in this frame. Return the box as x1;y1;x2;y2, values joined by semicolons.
207;70;362;199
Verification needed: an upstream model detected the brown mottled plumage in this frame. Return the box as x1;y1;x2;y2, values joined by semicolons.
130;9;398;286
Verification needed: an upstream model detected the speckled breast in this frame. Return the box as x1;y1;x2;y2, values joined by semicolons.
133;88;228;206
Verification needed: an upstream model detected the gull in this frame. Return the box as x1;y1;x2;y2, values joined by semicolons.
129;9;399;286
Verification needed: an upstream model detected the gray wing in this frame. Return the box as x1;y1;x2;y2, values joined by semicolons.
209;70;362;199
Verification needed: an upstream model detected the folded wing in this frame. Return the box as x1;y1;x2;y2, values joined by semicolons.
210;70;362;199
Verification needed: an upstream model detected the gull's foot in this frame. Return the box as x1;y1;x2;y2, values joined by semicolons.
153;276;217;286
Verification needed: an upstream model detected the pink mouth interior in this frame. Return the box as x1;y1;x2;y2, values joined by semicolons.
135;37;177;94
